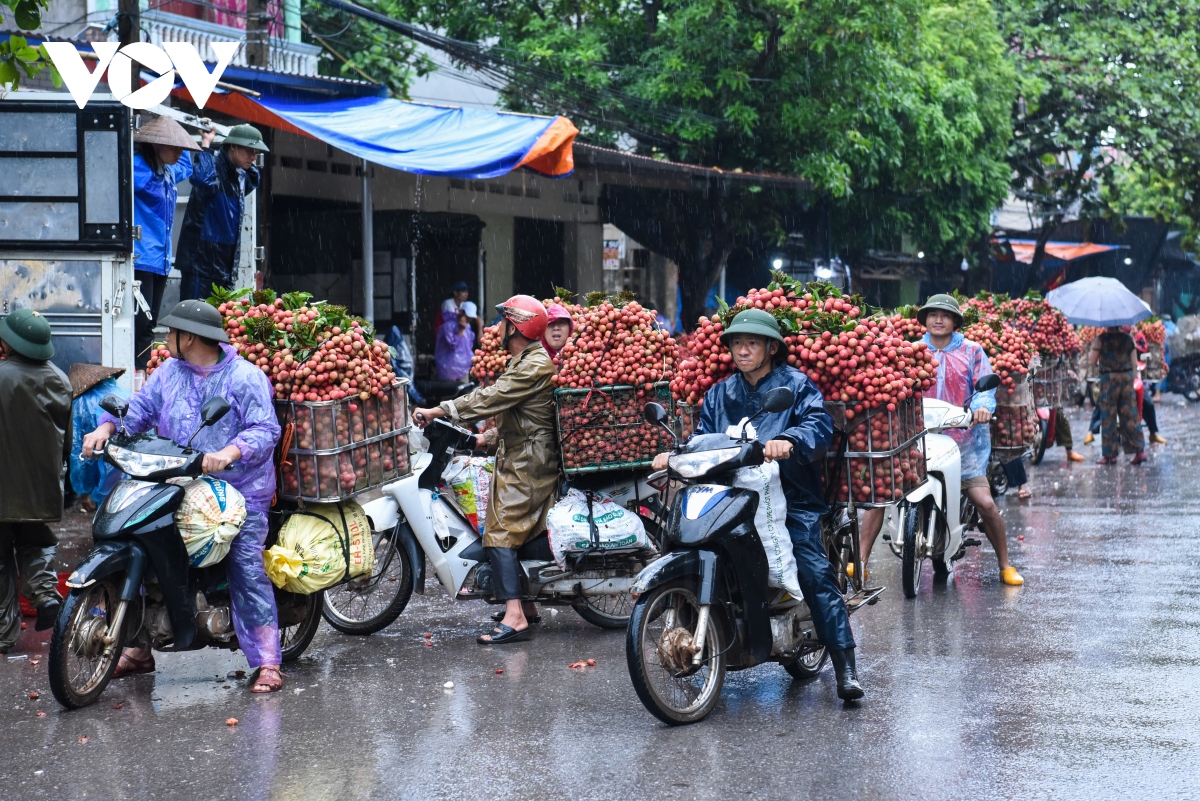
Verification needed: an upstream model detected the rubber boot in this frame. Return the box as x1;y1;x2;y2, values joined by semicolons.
828;648;864;701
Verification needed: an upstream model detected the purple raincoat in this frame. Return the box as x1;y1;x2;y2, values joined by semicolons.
100;344;283;667
100;343;280;511
435;309;476;381
922;332;997;481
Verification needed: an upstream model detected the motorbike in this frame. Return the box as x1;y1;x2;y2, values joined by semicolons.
49;394;323;710
319;416;665;635
624;387;883;726
1163;352;1200;401
887;374;1001;598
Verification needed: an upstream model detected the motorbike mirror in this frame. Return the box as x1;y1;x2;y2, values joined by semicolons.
761;387;795;413
975;374;1001;392
99;393;128;419
643;402;668;425
200;397;231;426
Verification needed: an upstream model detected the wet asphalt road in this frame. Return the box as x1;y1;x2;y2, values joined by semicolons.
3;400;1199;801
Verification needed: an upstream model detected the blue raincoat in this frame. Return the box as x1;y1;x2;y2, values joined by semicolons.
70;377;127;506
175;148;259;287
99;344;282;667
697;364;834;518
133;151;193;275
922;332;996;481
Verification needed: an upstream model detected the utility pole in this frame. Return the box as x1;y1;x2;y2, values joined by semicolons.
117;0;139;95
246;0;271;68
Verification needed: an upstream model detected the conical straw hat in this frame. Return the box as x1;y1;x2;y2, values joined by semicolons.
133;115;201;151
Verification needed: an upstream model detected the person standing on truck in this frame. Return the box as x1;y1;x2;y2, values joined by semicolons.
411;295;556;644
175;125;268;301
81;301;284;692
0;310;72;651
131;116;200;362
652;309;865;701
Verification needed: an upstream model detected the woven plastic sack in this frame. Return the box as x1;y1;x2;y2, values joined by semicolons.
264;501;374;594
547;489;649;568
174;477;246;568
441;455;493;534
731;460;803;599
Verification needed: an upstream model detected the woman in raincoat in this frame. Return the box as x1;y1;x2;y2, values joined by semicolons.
540;302;574;359
412;295;556;644
83;300;285;691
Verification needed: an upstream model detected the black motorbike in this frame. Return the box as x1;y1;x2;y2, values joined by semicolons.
49;394;323;709
624;387;882;725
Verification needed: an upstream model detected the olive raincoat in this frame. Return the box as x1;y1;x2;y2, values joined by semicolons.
0;355;72;522
439;342;558;549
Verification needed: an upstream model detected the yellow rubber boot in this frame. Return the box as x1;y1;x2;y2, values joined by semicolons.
1151;433;1167;445
846;563;868;582
1083;432;1095;445
1000;566;1024;586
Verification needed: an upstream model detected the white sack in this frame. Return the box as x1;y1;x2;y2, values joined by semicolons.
547;489;650;569
174;477;245;568
731;460;803;599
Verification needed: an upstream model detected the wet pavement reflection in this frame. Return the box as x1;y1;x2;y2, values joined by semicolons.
2;402;1198;800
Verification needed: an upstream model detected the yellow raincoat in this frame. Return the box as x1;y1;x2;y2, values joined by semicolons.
439;342;558;549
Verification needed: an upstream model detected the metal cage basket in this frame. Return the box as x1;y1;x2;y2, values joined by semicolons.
554;382;675;474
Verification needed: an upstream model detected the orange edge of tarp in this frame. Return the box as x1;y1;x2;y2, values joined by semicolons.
172;87;315;141
516;116;578;177
1008;242;1113;265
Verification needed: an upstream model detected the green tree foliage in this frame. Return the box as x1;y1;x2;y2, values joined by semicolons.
385;0;1014;318
0;0;60;90
302;0;433;97
998;0;1200;281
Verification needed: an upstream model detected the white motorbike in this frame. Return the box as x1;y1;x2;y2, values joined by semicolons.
321;418;665;633
887;374;1001;597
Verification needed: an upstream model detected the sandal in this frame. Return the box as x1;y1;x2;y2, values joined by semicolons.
113;652;156;678
491;610;541;624
1017;488;1032;500
477;624;531;645
250;665;284;693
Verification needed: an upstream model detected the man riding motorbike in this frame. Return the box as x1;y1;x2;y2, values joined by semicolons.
652;309;864;700
81;300;286;692
857;294;1023;586
412;295;558;644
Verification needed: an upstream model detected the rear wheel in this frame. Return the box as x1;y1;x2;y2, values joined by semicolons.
280;591;323;662
626;580;725;725
901;501;929;598
48;579;126;709
573;591;634;629
988;462;1008;496
783;645;829;680
322;528;414;635
1030;416;1048;465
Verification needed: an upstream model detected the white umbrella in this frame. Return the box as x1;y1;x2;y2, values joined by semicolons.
1045;276;1152;327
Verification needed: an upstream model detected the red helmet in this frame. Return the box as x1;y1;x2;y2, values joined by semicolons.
496;295;548;340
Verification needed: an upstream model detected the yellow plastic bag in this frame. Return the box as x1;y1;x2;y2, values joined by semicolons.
264;502;374;594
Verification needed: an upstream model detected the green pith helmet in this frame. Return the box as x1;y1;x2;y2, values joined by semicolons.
0;308;54;361
222;123;269;152
720;308;786;347
917;293;963;327
158;300;230;343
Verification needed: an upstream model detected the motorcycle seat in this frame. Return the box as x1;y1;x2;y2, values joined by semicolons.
518;533;554;561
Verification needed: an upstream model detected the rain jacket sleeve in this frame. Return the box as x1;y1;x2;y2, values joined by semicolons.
0;358;73;522
439;345;552;424
230;369;280;469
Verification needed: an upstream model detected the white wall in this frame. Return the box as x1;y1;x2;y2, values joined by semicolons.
477;213;514;312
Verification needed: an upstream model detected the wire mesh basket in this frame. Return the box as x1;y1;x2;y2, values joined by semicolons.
275;380;412;502
1032;357;1072;407
823;396;927;506
555;382;675;473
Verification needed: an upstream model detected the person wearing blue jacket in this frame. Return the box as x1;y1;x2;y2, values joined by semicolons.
175;124;268;301
66;364;128;513
653;309;863;700
131;116;199;360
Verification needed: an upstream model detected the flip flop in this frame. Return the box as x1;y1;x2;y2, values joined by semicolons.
491;611;541;624
113;652;156;678
477;624;531;645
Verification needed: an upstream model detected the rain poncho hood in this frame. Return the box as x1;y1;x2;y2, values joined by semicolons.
434;309;476;381
0;355;72;521
99;344;280;511
922;332;996;480
698;364;834;518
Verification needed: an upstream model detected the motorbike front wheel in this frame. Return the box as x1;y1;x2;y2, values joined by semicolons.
901;501;930;598
280;590;323;662
626;580;725;726
322;528;414;635
48;579;127;709
1030;416;1048;465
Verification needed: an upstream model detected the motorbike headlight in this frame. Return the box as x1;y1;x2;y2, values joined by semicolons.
106;444;189;477
923;407;945;429
669;446;743;479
